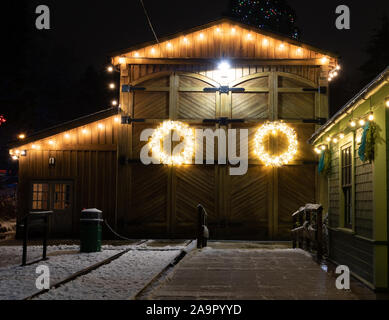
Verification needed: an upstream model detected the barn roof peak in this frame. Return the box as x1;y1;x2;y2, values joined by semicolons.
111;17;338;65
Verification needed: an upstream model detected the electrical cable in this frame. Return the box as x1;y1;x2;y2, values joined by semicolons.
139;0;159;44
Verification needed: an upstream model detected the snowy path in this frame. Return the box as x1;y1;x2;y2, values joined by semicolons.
35;250;181;300
0;246;123;300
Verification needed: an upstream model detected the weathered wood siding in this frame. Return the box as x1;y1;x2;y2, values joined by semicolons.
328;143;340;228
16;116;119;237
354;146;374;238
329;230;374;284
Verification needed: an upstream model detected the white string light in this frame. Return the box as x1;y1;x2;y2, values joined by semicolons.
254;122;298;167
148;121;195;166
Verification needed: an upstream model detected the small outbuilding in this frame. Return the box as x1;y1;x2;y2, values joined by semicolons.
310;67;389;290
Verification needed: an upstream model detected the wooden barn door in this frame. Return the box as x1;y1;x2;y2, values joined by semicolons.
125;71;319;240
172;73;220;238
225;72;318;240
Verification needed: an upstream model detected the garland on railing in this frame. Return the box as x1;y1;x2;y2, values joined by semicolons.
318;148;331;177
358;121;377;163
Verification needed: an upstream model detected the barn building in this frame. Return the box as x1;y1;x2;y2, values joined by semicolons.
9;18;338;240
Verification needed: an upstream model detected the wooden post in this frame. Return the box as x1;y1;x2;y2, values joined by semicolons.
42;215;48;260
316;207;323;261
22;216;28;266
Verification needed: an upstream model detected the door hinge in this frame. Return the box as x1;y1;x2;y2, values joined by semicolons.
121;116;146;124
122;85;146;93
203;86;245;94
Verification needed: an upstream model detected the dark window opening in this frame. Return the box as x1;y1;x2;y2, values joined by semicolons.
341;146;352;229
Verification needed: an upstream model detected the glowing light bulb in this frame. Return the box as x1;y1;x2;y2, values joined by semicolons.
336;65;341;70
48;140;54;145
279;43;285;49
350;120;356;127
339;133;345;139
167;42;172;48
98;123;105;130
231;28;236;34
199;33;204;39
216;27;221;33
385;98;389;108
107;66;113;72
64;133;70;139
15;150;20;155
82;129;88;135
183;37;188;43
297;47;302;54
118;57;126;64
326;137;331;142
368;113;374;121
263;38;269;46
114;116;120;123
321;57;328;64
314;148;321;154
12;155;18;161
150;48;155;54
247;33;252;40
109;83;115;89
112;100;118;106
321;146;326;151
333;138;338;143
218;60;231;72
359;119;365;126
333;71;338;77
18;134;25;140
134;52;140;58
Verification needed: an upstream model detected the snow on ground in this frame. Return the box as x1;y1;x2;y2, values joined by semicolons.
35;250;181;300
0;246;123;300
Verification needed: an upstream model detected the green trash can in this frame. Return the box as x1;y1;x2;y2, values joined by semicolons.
80;208;103;253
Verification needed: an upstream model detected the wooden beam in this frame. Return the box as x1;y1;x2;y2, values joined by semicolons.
125;58;325;66
29;144;118;152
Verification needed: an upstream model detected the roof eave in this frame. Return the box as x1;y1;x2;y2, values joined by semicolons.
309;67;389;145
8;107;120;149
110;17;339;59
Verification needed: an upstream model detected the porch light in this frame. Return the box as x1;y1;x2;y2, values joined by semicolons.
218;60;231;72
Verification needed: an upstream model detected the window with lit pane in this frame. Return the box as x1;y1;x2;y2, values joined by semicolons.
341;146;352;229
32;183;49;210
54;184;71;210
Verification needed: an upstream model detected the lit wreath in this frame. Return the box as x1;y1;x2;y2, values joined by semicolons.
149;121;195;165
254;122;298;167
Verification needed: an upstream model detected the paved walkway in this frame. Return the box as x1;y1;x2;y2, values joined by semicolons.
149;247;358;300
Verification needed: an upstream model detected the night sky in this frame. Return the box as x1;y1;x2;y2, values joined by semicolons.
1;0;389;169
45;0;388;80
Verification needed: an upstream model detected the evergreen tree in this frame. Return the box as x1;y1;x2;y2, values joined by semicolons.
359;15;389;84
229;0;300;39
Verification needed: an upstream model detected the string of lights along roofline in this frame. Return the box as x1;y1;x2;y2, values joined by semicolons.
314;97;389;153
313;111;377;154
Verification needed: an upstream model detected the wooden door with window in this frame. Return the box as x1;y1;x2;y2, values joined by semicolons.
31;181;73;236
